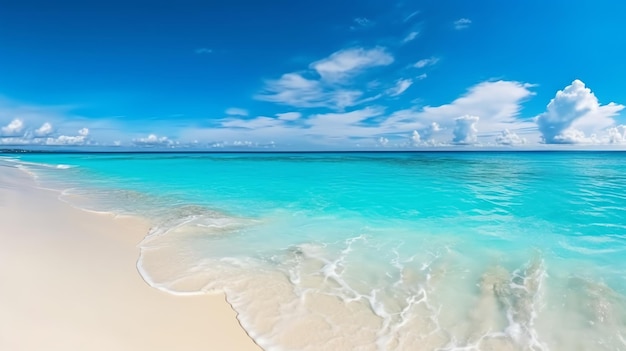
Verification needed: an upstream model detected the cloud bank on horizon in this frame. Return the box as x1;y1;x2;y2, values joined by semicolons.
0;1;624;149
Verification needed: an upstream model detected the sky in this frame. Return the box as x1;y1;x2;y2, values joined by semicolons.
1;0;626;150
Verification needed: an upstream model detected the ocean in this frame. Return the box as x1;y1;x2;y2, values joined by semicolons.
3;151;626;350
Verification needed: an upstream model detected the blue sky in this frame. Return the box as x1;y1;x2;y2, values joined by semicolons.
1;0;625;149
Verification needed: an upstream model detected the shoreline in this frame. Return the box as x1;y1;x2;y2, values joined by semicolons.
0;164;261;350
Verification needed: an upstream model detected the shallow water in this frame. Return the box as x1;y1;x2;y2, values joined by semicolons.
4;152;626;350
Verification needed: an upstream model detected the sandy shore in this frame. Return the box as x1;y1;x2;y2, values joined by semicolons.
0;164;261;351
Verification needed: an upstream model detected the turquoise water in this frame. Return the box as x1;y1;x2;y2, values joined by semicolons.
4;152;626;350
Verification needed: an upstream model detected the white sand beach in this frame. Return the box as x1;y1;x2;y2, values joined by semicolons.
0;165;261;351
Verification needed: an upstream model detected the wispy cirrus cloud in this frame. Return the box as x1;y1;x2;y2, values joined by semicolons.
404;11;420;23
310;47;394;82
379;80;536;144
255;47;394;110
402;31;419;43
386;79;413;97
414;57;439;68
198;80;537;147
454;18;472;30
225;107;249;116
255;72;364;109
276;112;302;121
351;17;373;30
195;48;213;54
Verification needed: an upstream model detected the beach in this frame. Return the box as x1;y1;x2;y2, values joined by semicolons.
0;165;261;351
2;152;626;350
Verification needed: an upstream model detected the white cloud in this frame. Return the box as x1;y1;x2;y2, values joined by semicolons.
550;129;591;144
256;47;394;111
1;119;24;136
225;107;249;116
45;135;87;146
310;47;394;82
351;17;372;29
607;125;626;144
257;73;324;107
0;97;131;146
387;79;413;97
496;129;526;145
403;31;419;43
195;48;213;54
536;80;624;144
404;11;420;23
276;112;301;121
454;18;472;30
381;80;534;140
232;140;254;147
222;116;283;129
40;128;90;146
0;137;29;145
186;80;542;147
410;130;421;145
453;115;479;144
305;107;384;137
133;134;174;147
416;73;428;80
414;57;439;68
378;137;389;146
421;122;441;140
256;72;364;109
34;122;53;137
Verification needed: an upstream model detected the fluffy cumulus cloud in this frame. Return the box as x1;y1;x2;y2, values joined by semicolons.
0;97;133;146
133;134;174;147
1;119;24;136
453;115;479;144
0;118;91;146
421;122;441;141
256;47;393;110
408;123;441;147
410;130;421;145
34;122;53;137
45;128;90;146
607;125;626;144
536;80;624;144
496;129;526;145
